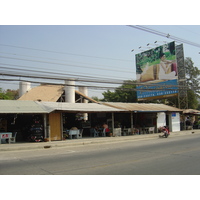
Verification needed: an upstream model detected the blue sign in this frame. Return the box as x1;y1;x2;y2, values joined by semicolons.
137;79;178;100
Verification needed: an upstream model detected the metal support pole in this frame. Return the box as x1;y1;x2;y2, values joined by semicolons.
131;112;133;129
43;114;47;139
112;113;114;135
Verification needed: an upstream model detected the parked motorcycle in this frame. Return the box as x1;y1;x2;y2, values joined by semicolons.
27;124;44;142
26;115;44;142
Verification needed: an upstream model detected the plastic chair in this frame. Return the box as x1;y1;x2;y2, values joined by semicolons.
128;128;132;135
9;132;17;143
90;128;99;137
102;128;106;137
69;130;79;139
78;129;83;139
149;127;155;134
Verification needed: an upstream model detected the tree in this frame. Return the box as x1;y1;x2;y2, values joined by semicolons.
102;80;137;102
91;96;101;102
185;57;200;99
187;89;199;109
0;88;19;100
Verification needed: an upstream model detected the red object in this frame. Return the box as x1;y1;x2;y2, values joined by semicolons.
105;128;110;133
171;63;177;76
163;127;170;134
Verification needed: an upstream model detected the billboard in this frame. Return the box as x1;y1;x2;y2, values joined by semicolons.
136;41;178;101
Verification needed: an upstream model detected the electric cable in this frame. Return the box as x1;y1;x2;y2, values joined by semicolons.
0;55;136;79
0;43;132;62
0;68;188;91
0;51;133;72
127;25;200;48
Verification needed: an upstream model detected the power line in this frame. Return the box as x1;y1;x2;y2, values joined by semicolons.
0;64;127;84
0;43;132;62
0;55;135;75
0;69;187;91
127;25;200;48
0;77;184;92
0;51;133;72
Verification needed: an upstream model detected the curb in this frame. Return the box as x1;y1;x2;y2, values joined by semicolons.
0;130;200;152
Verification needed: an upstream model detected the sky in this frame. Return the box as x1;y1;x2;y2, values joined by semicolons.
0;1;200;98
0;25;199;98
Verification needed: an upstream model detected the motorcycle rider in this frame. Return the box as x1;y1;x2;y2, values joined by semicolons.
159;126;170;138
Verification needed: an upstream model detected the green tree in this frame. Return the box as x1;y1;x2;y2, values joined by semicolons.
102;80;137;102
91;96;102;102
185;57;200;99
0;88;19;100
187;89;199;109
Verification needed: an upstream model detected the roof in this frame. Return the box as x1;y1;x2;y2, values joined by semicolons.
0;100;48;114
18;84;97;103
183;109;200;115
36;101;125;113
0;100;182;114
0;100;125;114
101;102;182;112
18;85;64;102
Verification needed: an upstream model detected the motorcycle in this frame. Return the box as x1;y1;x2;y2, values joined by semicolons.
27;124;44;142
159;126;170;138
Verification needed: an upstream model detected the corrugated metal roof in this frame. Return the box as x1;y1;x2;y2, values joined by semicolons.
0;100;182;114
101;102;182;112
18;84;98;103
18;85;64;102
36;101;125;113
183;109;200;114
0;100;48;114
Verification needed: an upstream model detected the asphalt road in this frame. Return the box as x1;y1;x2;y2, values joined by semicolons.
1;133;200;175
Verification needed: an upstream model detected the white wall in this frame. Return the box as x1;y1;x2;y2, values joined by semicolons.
157;112;166;129
170;112;180;132
157;112;180;133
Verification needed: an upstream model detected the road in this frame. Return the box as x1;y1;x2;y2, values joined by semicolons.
1;133;200;175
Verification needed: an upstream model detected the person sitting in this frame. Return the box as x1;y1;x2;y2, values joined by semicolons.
102;123;111;137
90;126;99;137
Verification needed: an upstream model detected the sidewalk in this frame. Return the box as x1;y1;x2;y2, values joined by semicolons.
0;130;199;152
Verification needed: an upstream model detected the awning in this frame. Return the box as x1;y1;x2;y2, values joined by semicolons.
36;101;125;113
101;102;182;112
0;100;48;114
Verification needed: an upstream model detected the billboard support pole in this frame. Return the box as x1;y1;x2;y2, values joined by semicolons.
176;44;188;110
176;44;187;130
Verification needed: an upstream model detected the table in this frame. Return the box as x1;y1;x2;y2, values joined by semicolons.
68;129;80;139
0;132;12;144
123;128;129;136
139;127;155;134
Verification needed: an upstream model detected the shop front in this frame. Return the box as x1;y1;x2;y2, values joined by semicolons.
0;100;183;143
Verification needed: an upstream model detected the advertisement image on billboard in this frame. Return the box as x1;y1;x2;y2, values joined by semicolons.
136;41;178;101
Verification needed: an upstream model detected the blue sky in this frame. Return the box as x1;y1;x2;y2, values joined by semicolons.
0;25;200;98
